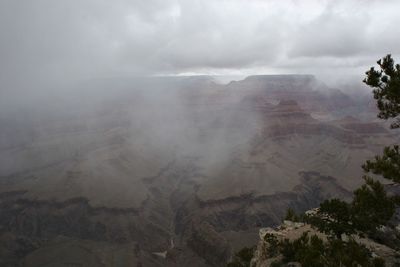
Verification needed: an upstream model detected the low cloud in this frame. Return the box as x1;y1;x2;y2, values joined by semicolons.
1;0;399;96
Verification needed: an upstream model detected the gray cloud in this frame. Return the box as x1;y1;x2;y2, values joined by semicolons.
1;0;400;95
288;6;369;58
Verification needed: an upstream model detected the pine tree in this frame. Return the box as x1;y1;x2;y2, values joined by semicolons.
309;199;354;239
362;145;400;183
363;54;400;128
351;177;396;235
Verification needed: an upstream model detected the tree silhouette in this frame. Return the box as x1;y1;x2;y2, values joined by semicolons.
363;54;400;128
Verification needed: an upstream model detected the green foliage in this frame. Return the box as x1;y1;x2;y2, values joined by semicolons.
269;232;385;267
284;208;299;222
363;145;400;183
307;199;355;239
352;177;396;235
363;54;400;128
286;233;325;267
308;178;396;239
298;235;325;267
325;238;383;267
372;257;386;267
264;233;280;257
284;207;308;223
226;246;254;267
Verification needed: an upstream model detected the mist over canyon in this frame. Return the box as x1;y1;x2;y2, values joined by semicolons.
0;75;398;266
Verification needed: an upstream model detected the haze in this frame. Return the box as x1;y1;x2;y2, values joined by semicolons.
1;0;400;104
1;1;400;266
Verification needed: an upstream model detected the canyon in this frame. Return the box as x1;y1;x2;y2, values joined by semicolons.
0;75;397;266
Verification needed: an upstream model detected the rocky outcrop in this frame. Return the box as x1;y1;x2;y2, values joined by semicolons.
251;220;400;267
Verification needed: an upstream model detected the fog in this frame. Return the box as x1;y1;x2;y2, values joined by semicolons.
1;2;400;265
1;0;398;178
0;76;263;180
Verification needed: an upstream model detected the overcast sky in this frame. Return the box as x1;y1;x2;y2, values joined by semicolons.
1;0;400;93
